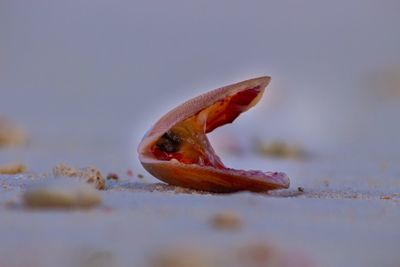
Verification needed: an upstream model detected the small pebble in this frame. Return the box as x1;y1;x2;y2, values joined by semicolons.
298;187;304;192
235;242;314;267
235;243;278;266
53;163;106;190
137;173;144;179
151;242;313;267
0;117;27;148
0;162;27;174
106;173;119;180
23;179;101;209
152;246;209;267
210;211;242;230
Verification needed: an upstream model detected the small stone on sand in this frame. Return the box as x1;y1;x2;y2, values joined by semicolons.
52;163;106;190
106;173;119;180
0;117;27;148
151;242;313;267
235;243;278;266
234;242;315;267
0;162;27;174
210;211;242;230
23;179;101;209
152;246;209;267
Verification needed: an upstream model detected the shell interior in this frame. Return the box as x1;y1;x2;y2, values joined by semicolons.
150;86;262;169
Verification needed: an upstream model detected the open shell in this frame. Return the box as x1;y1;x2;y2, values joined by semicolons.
138;76;290;193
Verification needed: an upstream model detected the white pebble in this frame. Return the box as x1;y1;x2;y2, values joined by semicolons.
23;179;101;209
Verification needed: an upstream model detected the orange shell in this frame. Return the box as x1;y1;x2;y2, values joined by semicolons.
138;76;290;193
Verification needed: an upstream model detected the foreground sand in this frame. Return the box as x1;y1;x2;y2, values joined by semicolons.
0;149;399;267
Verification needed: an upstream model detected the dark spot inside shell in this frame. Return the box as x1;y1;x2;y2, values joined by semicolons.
156;130;182;153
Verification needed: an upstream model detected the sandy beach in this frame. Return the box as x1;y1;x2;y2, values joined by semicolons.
1;1;400;266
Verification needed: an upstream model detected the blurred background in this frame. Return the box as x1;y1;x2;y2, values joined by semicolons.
1;0;400;172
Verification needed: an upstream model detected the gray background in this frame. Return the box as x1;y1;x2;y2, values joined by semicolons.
1;0;400;166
